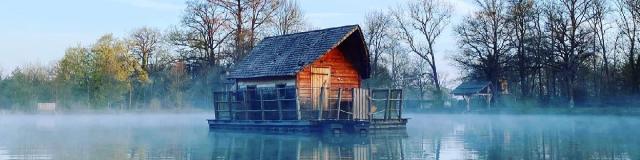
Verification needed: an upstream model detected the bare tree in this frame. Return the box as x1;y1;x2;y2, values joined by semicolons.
129;27;162;72
508;0;539;97
386;39;408;88
616;0;640;93
455;0;513;98
588;0;612;97
392;0;452;105
271;0;306;35
169;0;232;67
210;0;281;62
364;10;394;79
516;0;552;100
545;0;596;107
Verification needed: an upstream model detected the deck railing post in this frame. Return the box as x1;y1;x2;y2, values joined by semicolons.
367;89;371;121
464;95;471;111
337;88;342;120
398;89;403;119
277;87;283;120
385;88;392;120
228;92;234;120
243;90;248;120
259;88;264;121
296;88;301;120
318;87;324;120
213;92;218;120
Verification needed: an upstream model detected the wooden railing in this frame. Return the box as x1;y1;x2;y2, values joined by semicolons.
370;89;403;120
213;87;403;121
213;87;298;121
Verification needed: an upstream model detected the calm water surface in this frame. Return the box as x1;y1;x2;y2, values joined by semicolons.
1;113;639;160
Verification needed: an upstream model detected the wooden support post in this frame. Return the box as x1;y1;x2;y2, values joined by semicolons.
367;89;371;121
337;88;342;120
277;88;283;120
243;90;249;120
318;87;324;120
487;87;492;110
397;89;403;119
487;94;492;110
385;89;392;120
296;88;301;120
227;92;233;120
213;92;218;120
464;95;471;112
259;89;264;121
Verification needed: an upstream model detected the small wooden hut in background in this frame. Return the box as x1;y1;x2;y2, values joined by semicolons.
37;103;56;113
451;81;493;111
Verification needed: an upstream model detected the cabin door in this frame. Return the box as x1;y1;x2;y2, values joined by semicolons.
311;67;331;112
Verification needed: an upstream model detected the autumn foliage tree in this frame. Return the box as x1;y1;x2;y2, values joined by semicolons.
54;35;147;110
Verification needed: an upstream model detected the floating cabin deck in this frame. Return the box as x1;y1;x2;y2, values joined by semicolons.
208;25;407;133
209;88;407;133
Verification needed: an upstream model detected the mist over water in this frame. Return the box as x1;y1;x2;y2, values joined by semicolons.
1;113;639;160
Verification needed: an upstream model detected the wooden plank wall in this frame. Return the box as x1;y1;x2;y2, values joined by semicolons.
297;48;362;103
352;88;369;120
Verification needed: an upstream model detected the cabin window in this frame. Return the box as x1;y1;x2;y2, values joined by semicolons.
262;87;279;120
276;83;296;99
275;84;286;100
276;83;297;120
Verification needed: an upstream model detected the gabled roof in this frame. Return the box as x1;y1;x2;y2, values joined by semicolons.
227;25;370;79
451;81;492;95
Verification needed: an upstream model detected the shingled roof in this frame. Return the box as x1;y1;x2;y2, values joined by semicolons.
227;25;370;79
451;81;492;95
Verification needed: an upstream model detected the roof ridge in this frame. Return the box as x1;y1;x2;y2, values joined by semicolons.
263;24;359;40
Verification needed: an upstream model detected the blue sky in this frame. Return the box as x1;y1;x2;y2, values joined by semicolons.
0;0;475;82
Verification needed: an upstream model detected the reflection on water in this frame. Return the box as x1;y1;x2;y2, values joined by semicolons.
207;132;409;160
0;114;639;160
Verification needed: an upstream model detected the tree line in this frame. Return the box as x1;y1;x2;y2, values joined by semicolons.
1;0;640;112
456;0;640;108
0;0;309;111
365;0;640;108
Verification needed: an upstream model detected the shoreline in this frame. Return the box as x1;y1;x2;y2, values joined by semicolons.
0;108;212;115
406;107;640;116
3;107;640;116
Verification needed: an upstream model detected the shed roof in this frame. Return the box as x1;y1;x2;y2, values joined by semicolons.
451;81;492;95
227;25;370;79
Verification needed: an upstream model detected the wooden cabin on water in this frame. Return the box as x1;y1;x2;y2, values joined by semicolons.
208;25;406;133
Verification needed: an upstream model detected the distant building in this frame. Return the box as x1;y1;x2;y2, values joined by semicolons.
451;81;493;111
37;103;56;113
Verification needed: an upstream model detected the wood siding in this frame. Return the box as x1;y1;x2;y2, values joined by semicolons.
352;88;370;120
296;48;361;88
297;48;362;110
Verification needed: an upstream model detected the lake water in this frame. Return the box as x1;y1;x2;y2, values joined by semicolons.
1;113;639;160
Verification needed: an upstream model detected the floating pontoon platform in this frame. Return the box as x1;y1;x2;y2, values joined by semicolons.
210;87;407;134
208;118;407;134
